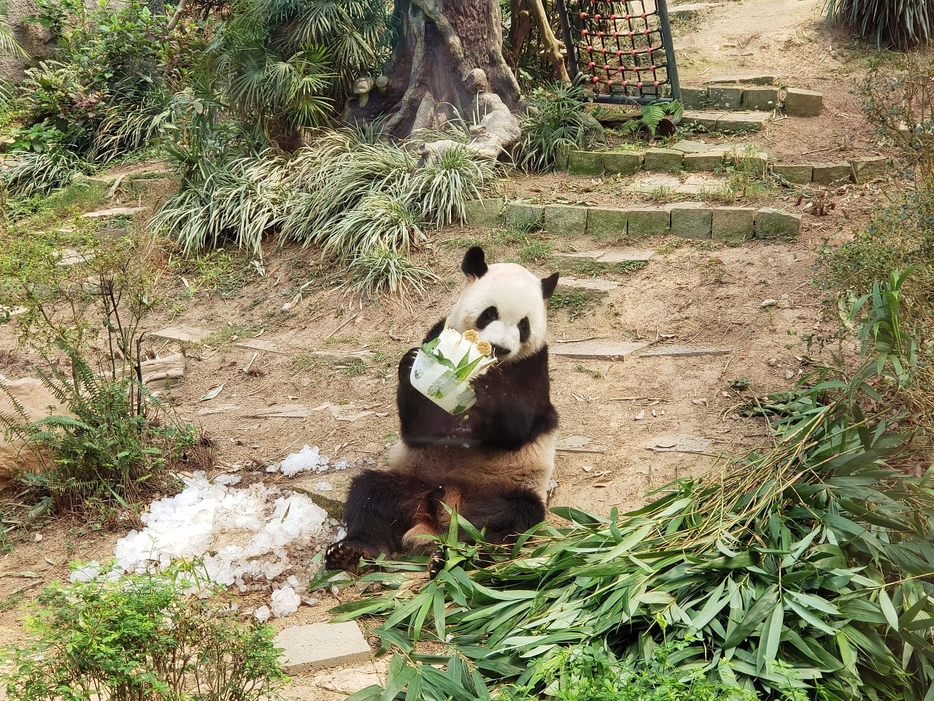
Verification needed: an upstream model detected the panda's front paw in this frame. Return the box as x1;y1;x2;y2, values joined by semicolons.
398;348;420;383
325;541;365;574
428;548;445;579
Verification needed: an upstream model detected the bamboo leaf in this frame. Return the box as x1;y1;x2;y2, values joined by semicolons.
879;587;900;630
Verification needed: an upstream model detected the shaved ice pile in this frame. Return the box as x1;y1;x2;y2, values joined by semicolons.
110;471;337;618
265;444;362;477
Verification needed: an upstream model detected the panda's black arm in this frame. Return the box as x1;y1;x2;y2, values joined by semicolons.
471;348;557;450
397;318;460;444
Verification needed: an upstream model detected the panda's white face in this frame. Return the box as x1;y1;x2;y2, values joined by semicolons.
448;250;558;364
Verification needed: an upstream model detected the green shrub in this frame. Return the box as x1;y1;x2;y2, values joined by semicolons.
18;0;173;164
513;82;597;173
1;563;288;701
0;229;198;523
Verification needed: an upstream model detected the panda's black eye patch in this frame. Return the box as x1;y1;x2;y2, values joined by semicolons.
518;317;530;343
476;306;498;329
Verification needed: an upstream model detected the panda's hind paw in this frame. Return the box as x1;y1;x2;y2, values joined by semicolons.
325;541;365;574
428;548;445;579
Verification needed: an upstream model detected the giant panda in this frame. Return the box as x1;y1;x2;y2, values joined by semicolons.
325;246;560;573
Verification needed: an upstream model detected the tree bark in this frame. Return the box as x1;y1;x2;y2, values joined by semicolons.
345;0;523;159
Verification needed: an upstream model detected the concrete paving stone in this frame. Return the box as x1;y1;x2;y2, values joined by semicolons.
646;434;713;452
625;173;682;194
586;207;629;240
811;162;853;186
711;206;755;244
670;140;717;154
554;250;606;261
640;345;731;357
682;110;723;132
568;150;605;176
707;85;743;110
463;198;504;227
668;203;712;239
81;206;147;218
682;151;724;171
556;277;619;298
597;249;655;263
754;207;801;239
715;112;770;132
643;148;683;172
741;86;779;111
772;163;813;185
275;622;372;673
849;157;888;183
552;341;649;360
602;151;642;176
783;87;822;117
555;144;570;171
678;175;729;196
543;204;588;236
626;208;670;237
151;326;212;343
504;201;544;229
679;86;709;109
706;75;775;85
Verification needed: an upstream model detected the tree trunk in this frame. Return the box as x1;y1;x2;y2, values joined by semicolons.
345;0;523;160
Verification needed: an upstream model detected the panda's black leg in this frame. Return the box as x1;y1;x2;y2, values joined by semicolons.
325;469;426;572
458;486;546;545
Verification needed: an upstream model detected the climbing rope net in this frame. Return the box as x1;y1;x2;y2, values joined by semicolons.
558;0;681;104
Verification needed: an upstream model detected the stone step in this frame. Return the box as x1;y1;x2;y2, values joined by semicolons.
554;248;654;275
679;84;822;117
680;109;773;133
463;198;801;242
556;276;619;299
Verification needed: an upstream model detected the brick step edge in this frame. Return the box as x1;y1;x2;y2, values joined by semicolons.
679;85;821;116
463;199;800;242
564;148;887;187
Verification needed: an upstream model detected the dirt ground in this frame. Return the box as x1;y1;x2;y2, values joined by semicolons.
0;0;894;695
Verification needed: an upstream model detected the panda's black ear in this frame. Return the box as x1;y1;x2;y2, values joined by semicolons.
541;272;559;300
462;246;488;280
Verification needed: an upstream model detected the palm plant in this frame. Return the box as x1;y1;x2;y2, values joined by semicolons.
204;0;393;148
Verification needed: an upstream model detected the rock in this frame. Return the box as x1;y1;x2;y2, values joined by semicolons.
772;163;813;185
0;377;75;483
754;207;801;240
642;148;683;173
463;198;505;227
150;326;212;344
711;207;755;244
783;88;823;117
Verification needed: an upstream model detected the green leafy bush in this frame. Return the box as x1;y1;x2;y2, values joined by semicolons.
1;563;288;701
18;0;173;164
513;82;598;173
0;229;198;523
